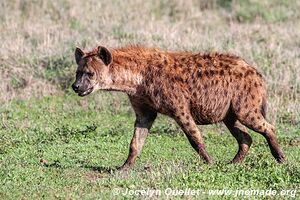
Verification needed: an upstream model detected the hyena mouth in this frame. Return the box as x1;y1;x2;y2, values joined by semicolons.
78;87;93;97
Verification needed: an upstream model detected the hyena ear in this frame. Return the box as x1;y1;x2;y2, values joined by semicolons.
75;47;84;64
97;46;112;66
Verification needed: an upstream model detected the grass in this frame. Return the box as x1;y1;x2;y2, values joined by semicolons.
1;0;300;122
0;94;299;199
1;0;300;199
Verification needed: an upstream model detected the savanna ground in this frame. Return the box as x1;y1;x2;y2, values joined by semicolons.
0;0;300;199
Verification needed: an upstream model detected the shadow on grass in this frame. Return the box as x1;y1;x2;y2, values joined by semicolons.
40;159;130;175
40;159;118;173
82;165;118;174
41;159;64;168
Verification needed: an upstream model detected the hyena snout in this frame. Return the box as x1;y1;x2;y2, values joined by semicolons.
71;80;94;97
72;82;80;93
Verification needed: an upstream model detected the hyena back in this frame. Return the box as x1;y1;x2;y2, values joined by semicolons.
72;45;285;169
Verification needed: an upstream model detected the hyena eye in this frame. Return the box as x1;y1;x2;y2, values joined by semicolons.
87;72;94;77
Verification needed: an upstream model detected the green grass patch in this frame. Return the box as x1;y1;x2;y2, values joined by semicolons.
0;94;299;199
234;0;297;23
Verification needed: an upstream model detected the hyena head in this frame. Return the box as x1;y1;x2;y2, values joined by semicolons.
72;46;112;97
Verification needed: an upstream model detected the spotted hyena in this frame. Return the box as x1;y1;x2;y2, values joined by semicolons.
72;45;285;170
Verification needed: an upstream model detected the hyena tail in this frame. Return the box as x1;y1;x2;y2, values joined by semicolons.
261;96;267;119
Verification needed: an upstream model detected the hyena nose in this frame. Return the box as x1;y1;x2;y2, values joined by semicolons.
72;83;79;92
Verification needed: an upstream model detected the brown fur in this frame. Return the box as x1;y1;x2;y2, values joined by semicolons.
72;45;286;169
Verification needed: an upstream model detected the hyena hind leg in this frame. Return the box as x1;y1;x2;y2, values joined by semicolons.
224;117;252;163
239;112;286;163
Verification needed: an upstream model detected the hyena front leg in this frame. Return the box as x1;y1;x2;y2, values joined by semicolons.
174;108;213;164
119;105;157;170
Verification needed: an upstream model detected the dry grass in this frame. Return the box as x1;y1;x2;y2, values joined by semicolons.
0;0;300;123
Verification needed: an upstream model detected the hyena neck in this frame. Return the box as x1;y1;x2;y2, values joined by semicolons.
103;49;145;95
